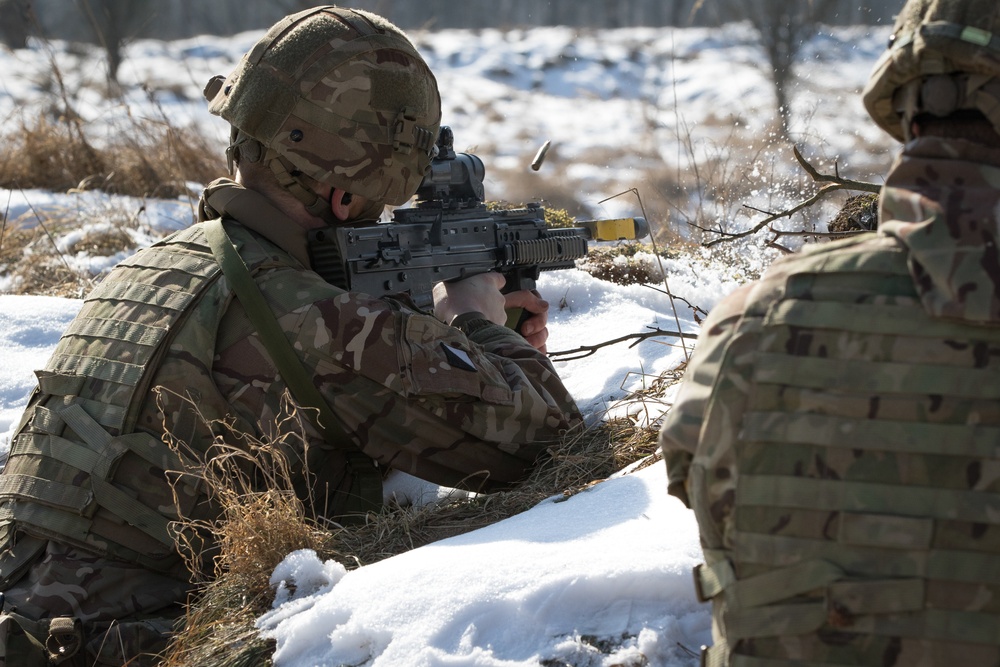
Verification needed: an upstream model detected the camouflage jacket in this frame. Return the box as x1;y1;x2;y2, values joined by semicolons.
192;179;581;495
658;137;1000;665
1;178;580;579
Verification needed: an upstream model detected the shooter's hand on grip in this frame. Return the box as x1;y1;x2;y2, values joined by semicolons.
504;290;550;354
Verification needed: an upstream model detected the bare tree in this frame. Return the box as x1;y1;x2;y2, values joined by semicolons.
694;0;840;134
27;0;898;41
76;0;154;90
0;0;33;49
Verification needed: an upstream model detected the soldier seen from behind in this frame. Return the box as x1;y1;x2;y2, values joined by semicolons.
659;0;1000;664
0;7;582;666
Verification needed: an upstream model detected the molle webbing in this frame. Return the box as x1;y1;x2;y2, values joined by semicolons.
0;406;180;548
46;238;223;435
0;228;223;572
714;244;1000;660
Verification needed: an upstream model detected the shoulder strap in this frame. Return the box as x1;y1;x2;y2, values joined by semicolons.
203;218;381;518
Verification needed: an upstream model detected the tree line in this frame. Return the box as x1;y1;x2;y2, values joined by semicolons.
2;0;898;48
0;0;897;133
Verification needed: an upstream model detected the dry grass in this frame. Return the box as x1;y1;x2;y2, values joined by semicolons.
0;72;222;297
1;46;223;198
159;396;345;667
0;196;157;296
330;414;662;566
0;222;84;297
0;113;224;198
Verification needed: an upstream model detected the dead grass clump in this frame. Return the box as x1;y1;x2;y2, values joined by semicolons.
0;199;148;296
0;222;88;297
6;257;82;297
578;241;675;286
828;192;879;233
163;485;333;667
0;116;104;192
0;114;223;198
332;415;662;566
64;228;133;256
544;205;577;229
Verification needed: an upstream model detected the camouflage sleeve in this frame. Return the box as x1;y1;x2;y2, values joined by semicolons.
658;284;756;508
217;269;581;493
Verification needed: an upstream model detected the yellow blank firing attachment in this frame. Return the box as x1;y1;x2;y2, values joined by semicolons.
580;217;649;241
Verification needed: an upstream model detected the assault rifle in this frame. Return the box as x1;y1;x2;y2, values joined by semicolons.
308;127;648;324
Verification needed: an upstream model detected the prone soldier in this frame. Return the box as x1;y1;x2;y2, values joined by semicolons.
0;7;581;665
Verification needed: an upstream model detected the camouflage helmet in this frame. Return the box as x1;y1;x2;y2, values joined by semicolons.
205;6;441;209
862;0;1000;142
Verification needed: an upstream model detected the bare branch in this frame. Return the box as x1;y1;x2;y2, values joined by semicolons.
765;239;794;254
768;228;863;239
791;146;881;194
703;146;881;248
704;182;842;247
640;284;708;320
548;327;699;362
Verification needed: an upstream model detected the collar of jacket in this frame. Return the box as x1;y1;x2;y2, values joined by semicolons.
197;178;312;268
879;136;1000;323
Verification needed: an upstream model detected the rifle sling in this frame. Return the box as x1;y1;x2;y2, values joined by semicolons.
203;218;381;519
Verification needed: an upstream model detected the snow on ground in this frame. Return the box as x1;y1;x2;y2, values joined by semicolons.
258;463;707;667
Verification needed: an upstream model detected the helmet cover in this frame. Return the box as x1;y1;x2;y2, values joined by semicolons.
863;0;1000;141
206;6;441;206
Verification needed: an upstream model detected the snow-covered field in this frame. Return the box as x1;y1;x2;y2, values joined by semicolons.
0;21;896;666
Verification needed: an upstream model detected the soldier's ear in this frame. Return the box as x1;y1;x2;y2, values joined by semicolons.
329;188;354;221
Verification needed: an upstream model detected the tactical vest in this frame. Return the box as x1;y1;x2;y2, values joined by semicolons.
0;217;381;588
0;223;252;580
695;234;1000;666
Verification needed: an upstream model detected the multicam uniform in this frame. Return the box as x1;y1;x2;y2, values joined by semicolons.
0;179;581;666
659;136;1000;666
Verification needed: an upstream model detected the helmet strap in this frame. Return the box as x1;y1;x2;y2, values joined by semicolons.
266;152;340;226
892;79;922;141
227;128;265;175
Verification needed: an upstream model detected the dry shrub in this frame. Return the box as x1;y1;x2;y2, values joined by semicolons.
828;192;879;233
579;241;673;286
0;113;224;198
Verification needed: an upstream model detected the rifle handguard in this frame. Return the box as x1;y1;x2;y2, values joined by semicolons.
506;235;588;267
